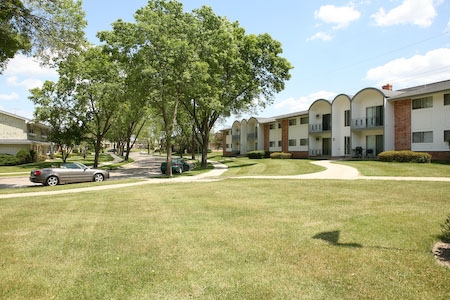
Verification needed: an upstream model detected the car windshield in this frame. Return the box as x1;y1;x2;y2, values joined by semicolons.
61;163;88;169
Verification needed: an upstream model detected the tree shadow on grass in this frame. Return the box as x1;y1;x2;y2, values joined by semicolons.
313;230;363;248
313;230;422;253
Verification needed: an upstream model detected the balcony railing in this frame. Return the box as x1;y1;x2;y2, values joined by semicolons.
352;117;383;129
247;132;257;140
309;149;322;156
310;123;331;133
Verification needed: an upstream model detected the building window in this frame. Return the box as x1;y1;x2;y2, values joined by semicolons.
278;141;282;147
444;130;450;142
444;93;450;106
300;117;309;124
288;118;297;126
278;123;282;129
366;106;383;127
288;139;296;146
412;96;433;109
344;110;350;127
269;141;275;147
345;136;351;155
412;131;433;143
300;138;308;146
269;123;275;130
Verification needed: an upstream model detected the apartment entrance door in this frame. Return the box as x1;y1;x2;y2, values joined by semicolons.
322;138;332;156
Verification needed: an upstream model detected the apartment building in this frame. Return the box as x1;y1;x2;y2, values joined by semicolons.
0;110;52;157
222;79;450;161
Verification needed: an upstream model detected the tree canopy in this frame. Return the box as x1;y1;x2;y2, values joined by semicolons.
0;0;87;72
99;0;292;168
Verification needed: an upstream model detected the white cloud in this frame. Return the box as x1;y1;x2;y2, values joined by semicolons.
7;76;44;90
4;54;58;77
371;0;437;27
307;32;333;42
314;4;361;30
0;92;20;101
365;48;450;88
275;91;337;112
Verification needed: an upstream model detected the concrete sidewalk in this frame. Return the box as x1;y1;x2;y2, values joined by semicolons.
1;160;449;199
235;160;450;182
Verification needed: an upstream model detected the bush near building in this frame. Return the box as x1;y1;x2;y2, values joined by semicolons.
270;152;292;159
378;150;431;163
247;150;268;159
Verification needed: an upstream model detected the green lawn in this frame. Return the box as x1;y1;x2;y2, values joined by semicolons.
1;179;449;299
337;160;450;177
216;157;325;176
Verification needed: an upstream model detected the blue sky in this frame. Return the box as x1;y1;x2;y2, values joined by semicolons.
1;0;449;127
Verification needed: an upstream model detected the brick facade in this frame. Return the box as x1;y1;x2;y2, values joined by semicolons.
394;99;411;150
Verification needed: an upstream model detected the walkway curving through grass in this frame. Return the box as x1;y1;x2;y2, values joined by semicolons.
1;160;450;199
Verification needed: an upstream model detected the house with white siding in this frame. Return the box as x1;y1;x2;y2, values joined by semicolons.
222;79;450;161
0;110;52;157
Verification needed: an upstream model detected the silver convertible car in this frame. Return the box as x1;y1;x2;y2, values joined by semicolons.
30;162;110;186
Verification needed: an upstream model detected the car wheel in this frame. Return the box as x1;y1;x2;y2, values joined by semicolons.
46;176;59;186
93;173;104;182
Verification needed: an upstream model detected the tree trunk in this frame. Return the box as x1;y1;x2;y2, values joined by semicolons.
200;127;210;168
93;138;102;168
166;140;173;177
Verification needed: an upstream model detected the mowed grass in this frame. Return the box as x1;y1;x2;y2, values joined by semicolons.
337;160;450;177
1;179;449;299
216;157;325;176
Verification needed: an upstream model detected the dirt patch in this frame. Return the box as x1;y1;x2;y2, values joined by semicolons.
432;241;450;268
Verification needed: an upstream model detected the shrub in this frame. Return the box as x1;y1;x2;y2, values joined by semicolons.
378;150;431;163
15;148;33;164
270;152;292;159
0;153;19;166
441;213;450;242
247;150;266;159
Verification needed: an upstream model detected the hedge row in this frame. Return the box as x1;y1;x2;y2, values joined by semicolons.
247;150;267;159
378;150;431;163
0;154;20;166
270;152;292;159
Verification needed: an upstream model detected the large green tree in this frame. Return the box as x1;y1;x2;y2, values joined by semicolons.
182;6;292;167
29;81;85;163
0;0;87;72
30;46;124;167
99;0;195;176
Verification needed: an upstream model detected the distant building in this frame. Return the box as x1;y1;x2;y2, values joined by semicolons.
0;110;53;157
223;79;450;161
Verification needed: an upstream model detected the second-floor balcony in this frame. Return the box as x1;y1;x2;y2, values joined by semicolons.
232;134;240;141
247;132;257;140
310;123;331;133
352;117;383;129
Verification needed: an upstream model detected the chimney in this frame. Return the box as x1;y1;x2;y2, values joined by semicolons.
382;83;392;91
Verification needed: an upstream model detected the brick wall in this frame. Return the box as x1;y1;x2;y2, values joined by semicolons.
428;151;450;161
394;99;411;150
221;131;232;157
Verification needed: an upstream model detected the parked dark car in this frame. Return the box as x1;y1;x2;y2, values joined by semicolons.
30;162;110;186
160;159;191;174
